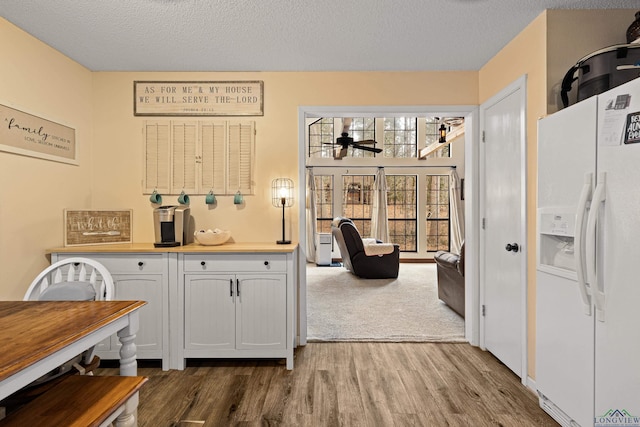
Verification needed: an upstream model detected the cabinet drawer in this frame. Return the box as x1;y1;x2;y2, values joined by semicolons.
55;253;165;274
182;253;287;273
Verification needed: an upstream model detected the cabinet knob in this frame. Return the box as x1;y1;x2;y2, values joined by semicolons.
264;261;269;266
201;261;206;266
138;261;144;267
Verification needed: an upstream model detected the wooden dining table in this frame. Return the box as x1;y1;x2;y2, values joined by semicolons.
0;300;146;426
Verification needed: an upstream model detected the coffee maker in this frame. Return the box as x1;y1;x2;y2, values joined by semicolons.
153;206;191;247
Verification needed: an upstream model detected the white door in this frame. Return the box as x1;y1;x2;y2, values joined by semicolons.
112;275;164;353
184;274;236;350
236;274;287;350
480;76;526;379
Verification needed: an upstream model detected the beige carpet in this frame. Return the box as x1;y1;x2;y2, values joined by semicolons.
306;262;465;342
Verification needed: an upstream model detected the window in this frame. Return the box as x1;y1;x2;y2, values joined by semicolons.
308;118;377;159
387;175;417;251
426;175;450;251
314;175;334;233
308;116;460;160
308;118;334;158
425;117;451;159
306;115;463;257
342;175;374;237
347;118;376;158
383;118;417;158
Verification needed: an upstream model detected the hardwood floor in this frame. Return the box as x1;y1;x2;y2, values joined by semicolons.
98;343;558;426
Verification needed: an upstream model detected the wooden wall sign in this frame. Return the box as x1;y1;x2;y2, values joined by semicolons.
0;103;77;165
64;209;133;246
134;81;263;116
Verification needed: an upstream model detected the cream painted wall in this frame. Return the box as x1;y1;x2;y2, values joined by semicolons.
0;18;94;300
479;9;636;380
91;72;478;245
479;12;547;381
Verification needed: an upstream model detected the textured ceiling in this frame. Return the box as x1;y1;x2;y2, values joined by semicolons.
1;0;638;72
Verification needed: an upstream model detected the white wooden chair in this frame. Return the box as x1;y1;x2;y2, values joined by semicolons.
23;257;115;374
24;257;114;303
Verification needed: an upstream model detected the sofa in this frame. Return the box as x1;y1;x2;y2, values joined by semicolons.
434;242;465;318
331;217;400;279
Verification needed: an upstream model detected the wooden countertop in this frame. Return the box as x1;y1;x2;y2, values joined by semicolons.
47;242;298;254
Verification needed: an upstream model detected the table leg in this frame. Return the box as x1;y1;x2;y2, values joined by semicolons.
116;312;139;427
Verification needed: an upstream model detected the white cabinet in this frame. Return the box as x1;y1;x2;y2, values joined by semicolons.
178;253;294;369
184;274;286;350
49;243;298;371
50;252;170;370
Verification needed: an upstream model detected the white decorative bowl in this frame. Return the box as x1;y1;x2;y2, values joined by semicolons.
194;229;231;246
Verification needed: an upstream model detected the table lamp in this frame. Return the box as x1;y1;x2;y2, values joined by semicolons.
272;178;293;244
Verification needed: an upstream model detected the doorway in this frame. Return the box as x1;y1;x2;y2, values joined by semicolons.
297;106;480;345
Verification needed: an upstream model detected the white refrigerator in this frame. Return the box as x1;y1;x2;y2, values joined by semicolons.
537;76;640;427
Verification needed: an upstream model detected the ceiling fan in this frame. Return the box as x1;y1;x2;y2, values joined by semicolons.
326;118;382;159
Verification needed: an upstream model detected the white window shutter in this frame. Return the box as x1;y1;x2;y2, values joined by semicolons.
170;122;198;194
227;121;255;194
200;122;227;194
143;121;171;194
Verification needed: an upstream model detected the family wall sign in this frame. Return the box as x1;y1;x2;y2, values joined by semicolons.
0;103;77;165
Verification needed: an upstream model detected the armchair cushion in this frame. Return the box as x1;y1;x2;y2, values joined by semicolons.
362;238;395;256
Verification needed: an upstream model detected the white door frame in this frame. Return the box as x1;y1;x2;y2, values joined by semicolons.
479;75;528;383
297;105;481;346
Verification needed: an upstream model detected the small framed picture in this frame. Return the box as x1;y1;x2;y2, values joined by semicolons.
64;209;133;246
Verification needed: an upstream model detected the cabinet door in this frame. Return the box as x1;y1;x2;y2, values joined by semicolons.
112;274;164;353
236;274;287;350
184;274;235;350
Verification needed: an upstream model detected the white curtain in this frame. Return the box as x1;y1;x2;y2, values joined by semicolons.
370;167;390;242
305;168;317;262
449;168;464;254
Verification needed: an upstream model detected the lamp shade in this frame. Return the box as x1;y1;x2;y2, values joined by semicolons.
272;178;294;207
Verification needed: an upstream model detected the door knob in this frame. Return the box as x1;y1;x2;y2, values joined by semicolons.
505;243;519;252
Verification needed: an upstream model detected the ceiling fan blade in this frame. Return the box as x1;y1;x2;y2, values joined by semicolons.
355;139;377;144
342;118;352;134
333;145;347;159
352;143;382;153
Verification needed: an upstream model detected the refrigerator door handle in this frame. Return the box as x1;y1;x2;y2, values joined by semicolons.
586;172;606;322
575;172;593;316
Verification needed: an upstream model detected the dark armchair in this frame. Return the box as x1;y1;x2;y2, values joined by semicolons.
434;242;465;318
331;217;400;279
